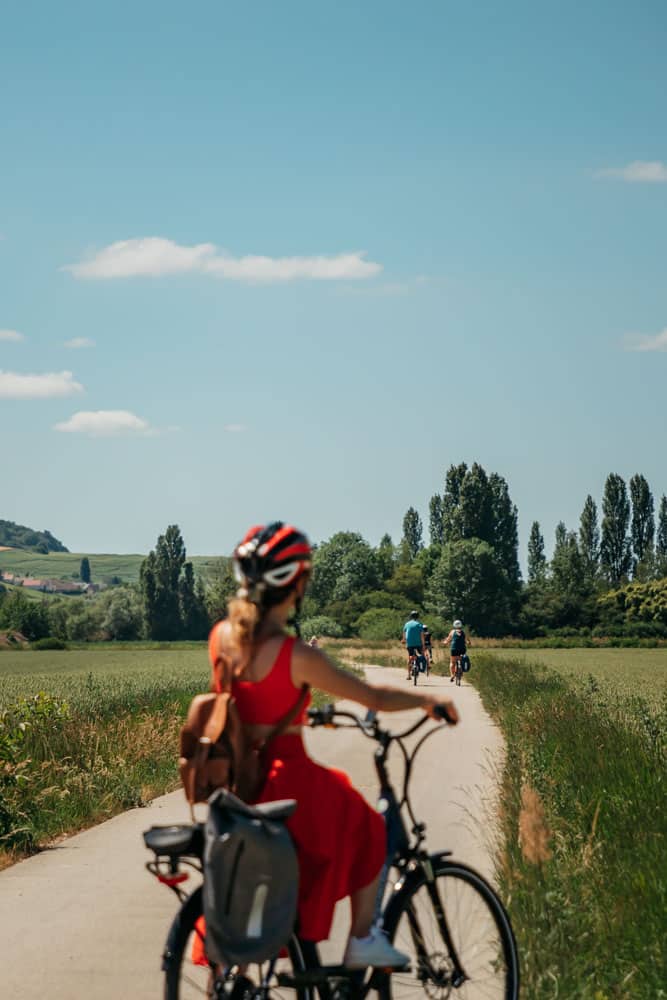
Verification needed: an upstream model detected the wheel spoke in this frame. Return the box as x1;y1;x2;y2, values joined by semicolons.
386;864;517;1000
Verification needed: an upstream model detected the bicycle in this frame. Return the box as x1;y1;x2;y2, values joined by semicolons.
407;652;428;686
144;704;519;999
454;657;463;687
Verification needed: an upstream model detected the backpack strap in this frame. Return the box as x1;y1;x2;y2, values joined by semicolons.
266;684;310;743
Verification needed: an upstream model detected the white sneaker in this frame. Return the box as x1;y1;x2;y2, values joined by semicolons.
343;925;410;969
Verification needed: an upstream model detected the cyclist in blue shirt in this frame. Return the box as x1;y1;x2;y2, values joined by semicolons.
402;611;426;680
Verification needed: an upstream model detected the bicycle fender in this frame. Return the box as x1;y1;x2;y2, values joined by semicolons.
162;885;203;973
381;852;453;933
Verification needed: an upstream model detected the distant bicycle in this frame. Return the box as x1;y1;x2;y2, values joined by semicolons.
409;652;429;685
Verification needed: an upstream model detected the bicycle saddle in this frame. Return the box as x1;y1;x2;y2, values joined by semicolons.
209;788;297;822
143;824;203;856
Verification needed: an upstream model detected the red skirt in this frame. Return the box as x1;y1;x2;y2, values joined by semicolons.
257;734;386;941
191;734;386;963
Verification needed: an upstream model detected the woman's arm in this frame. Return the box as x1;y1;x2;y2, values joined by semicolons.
291;642;459;721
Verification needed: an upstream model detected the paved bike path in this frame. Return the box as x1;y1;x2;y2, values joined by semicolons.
0;666;503;997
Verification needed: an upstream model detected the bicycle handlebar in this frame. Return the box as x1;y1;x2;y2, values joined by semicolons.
307;702;456;738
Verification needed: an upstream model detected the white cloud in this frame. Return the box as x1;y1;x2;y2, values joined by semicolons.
595;161;667;183
0;329;24;342
53;410;152;436
64;337;95;349
0;370;83;399
624;328;667;352
64;237;382;282
224;423;247;433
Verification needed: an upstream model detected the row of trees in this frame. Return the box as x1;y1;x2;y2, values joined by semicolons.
302;465;667;638
0;526;237;642
2;466;666;642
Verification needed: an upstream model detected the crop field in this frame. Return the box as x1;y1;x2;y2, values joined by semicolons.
0;644;355;866
0;647;210;866
483;646;667;707
0;549;221;584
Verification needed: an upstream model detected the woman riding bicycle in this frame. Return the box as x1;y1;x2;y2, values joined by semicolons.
204;522;458;969
445;619;467;681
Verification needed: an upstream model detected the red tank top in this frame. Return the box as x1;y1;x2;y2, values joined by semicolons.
231;636;311;726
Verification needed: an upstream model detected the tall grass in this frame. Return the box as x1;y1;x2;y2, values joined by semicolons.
0;648;360;865
471;652;666;999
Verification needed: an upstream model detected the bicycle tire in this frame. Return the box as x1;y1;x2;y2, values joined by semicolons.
413;664;418;686
163;887;312;1000
380;858;519;1000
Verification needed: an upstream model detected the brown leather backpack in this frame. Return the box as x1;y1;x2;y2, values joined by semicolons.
179;655;309;812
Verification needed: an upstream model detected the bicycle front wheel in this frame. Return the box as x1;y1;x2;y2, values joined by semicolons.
163;887;311;1000
382;860;518;1000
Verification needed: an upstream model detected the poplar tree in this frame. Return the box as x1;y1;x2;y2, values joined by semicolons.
140;524;187;640
600;474;632;586
489;472;521;587
579;495;600;582
401;507;423;561
527;521;546;583
428;494;444;546
441;463;468;542
629;474;655;573
79;557;91;583
656;495;667;576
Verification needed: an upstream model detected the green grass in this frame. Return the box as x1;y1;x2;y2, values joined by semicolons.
470;652;666;999
0;549;222;584
0;645;359;864
484;646;667;708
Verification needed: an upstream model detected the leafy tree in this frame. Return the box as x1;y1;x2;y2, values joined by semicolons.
205;558;237;622
458;463;494;542
427;538;512;636
376;533;396;581
600;474;632;587
489;473;521;588
401;507;423;561
140;524;187;640
656;495;667;577
579;495;600;582
527;521;547;584
179;562;210;639
79;557;91;584
310;532;380;608
428;494;444;546
551;526;583;598
629;474;655;575
0;590;51;640
100;587;143;640
384;564;425;606
441;463;468;542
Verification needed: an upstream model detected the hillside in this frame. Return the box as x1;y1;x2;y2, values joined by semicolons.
0;520;68;554
0;549;222;585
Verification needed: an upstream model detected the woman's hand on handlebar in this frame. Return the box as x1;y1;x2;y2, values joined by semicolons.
424;698;459;725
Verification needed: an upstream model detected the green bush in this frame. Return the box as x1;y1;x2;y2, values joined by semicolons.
356;607;405;641
300;615;344;639
31;637;68;651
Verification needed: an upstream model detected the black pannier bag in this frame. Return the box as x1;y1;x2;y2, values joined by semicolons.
203;789;299;966
461;654;471;673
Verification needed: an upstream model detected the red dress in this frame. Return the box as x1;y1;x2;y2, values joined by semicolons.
213;631;386;942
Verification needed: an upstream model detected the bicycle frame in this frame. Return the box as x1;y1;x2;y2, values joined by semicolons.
146;704;466;999
291;706;467;995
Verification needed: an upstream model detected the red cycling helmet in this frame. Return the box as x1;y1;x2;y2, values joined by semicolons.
233;522;312;602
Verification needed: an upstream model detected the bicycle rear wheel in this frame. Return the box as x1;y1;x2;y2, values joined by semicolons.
163;887;311;1000
381;859;518;1000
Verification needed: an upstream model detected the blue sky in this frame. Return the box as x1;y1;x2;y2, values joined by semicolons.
2;0;666;561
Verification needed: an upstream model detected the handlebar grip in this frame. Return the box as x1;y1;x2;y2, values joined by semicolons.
307;704;335;727
434;704;457;724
